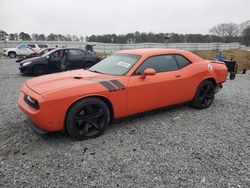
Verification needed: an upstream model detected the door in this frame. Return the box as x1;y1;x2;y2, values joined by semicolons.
67;49;86;69
48;49;64;72
17;44;28;56
127;55;187;115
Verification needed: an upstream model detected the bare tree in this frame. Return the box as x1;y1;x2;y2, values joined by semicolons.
32;33;39;41
242;27;250;46
239;20;250;34
210;23;239;37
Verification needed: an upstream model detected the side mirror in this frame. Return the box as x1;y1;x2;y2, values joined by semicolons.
141;68;156;79
46;55;50;59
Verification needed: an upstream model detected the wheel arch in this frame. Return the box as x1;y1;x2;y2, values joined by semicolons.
8;51;16;56
32;64;47;75
192;77;217;100
205;77;216;86
64;95;114;131
83;61;95;69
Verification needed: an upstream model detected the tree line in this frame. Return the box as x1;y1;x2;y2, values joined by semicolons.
0;20;249;46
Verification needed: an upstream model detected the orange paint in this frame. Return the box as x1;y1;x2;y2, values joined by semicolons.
18;49;227;132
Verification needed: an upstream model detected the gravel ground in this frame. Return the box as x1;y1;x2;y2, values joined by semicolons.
0;58;249;188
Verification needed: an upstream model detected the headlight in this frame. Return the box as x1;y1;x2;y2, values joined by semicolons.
24;95;39;109
23;62;32;66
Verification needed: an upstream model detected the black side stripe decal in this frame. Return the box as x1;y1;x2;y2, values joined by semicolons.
110;80;125;89
99;81;116;91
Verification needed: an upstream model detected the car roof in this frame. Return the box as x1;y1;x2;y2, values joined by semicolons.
55;48;84;50
117;48;203;62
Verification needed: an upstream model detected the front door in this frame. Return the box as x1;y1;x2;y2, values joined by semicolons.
48;49;64;73
127;55;186;115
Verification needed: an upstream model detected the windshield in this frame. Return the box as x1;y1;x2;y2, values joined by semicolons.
89;53;141;76
41;48;59;57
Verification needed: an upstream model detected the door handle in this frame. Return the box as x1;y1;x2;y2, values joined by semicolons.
175;75;181;77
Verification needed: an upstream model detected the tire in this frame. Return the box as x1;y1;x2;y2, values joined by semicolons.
229;72;235;80
8;52;16;58
84;62;94;70
191;80;215;109
66;97;110;140
32;65;45;76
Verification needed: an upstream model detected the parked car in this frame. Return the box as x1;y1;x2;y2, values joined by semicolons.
18;48;228;140
3;43;49;58
16;48;55;63
19;48;102;75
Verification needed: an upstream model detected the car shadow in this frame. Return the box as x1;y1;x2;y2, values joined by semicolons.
34;102;191;142
111;102;190;126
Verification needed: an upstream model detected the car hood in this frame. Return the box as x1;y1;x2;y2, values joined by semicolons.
21;56;45;64
4;47;16;51
25;69;118;95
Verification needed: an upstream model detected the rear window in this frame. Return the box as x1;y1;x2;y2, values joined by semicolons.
68;49;84;56
174;55;191;68
38;44;48;48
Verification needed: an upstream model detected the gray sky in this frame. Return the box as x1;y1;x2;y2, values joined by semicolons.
0;0;249;36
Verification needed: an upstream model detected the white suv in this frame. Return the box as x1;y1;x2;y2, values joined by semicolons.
3;43;49;58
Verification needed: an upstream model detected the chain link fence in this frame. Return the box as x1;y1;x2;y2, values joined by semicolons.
0;41;248;54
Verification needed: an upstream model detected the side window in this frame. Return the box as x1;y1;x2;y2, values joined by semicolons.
51;50;64;58
69;49;83;56
136;55;178;74
27;44;36;48
18;44;27;50
174;55;191;68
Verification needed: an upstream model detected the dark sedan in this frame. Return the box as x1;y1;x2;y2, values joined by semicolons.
19;48;101;76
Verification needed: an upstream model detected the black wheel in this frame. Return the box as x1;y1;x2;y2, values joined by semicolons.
66;97;110;140
229;72;235;80
84;62;94;70
9;52;16;58
32;65;45;76
192;80;215;109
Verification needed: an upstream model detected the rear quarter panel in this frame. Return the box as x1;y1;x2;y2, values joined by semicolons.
210;62;228;83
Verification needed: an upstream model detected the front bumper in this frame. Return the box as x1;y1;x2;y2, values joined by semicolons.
26;118;48;134
19;65;32;74
3;51;8;56
18;84;63;132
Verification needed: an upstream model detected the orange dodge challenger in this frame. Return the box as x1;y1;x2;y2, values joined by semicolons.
18;49;227;140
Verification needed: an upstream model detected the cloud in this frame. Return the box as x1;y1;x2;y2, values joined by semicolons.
0;0;249;36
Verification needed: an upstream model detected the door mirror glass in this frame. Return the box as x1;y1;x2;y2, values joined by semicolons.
141;68;156;79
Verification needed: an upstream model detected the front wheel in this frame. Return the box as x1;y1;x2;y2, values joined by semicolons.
9;52;16;58
191;80;215;109
66;98;110;140
32;65;45;76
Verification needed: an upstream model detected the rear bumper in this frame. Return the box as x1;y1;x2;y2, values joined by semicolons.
215;84;223;93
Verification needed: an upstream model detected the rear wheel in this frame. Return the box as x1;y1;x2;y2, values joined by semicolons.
84;62;94;70
229;72;235;80
32;65;45;76
191;80;215;109
66;98;110;140
9;52;16;58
